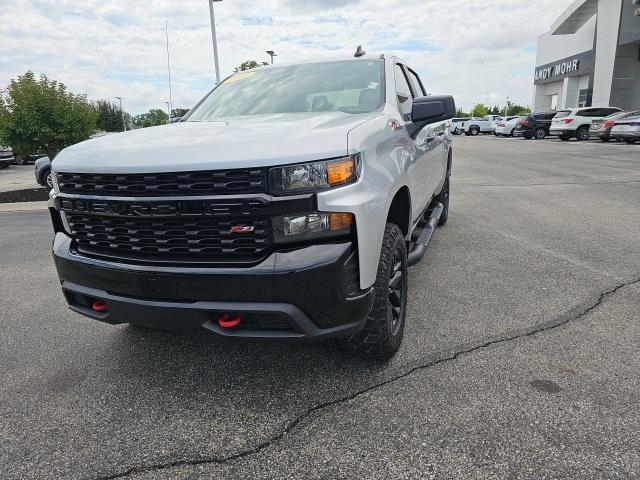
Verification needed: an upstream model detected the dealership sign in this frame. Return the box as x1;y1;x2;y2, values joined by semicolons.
534;50;595;85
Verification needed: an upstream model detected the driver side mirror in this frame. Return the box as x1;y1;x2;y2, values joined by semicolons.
412;95;456;124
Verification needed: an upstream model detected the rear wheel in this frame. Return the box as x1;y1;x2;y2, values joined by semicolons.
576;126;590;141
469;126;480;136
509;129;515;137
535;128;546;140
340;224;408;361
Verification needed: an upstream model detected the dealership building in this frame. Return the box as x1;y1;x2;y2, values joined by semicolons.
533;0;640;112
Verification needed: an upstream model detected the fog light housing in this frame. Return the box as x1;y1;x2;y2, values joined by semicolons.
272;212;353;244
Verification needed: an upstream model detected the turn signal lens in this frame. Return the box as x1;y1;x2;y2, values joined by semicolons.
329;212;353;231
327;158;356;186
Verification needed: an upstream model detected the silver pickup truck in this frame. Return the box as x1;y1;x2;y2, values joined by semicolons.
48;53;455;360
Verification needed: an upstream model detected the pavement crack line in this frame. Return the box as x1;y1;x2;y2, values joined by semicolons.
94;275;640;480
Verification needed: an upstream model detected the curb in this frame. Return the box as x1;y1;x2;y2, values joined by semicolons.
0;201;48;213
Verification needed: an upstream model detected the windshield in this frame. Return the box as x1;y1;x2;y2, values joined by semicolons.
187;60;384;121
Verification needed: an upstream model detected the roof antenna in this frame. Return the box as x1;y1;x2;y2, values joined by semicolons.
354;45;366;58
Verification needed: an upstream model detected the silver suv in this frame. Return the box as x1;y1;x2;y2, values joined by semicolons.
48;54;455;360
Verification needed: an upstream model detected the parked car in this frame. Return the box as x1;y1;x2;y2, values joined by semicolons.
515;112;556;139
590;110;640;142
495;116;523;137
449;117;470;135
34;156;53;188
47;54;456;360
14;153;46;165
550;107;622;141
463;115;502;136
0;146;14;169
610;113;640;144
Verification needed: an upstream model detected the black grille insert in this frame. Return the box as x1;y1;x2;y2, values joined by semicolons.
61;198;273;263
58;169;267;197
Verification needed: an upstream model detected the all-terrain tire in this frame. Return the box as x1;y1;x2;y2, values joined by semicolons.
339;224;408;361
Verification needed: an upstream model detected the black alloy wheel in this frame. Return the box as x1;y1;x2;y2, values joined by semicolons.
388;247;407;337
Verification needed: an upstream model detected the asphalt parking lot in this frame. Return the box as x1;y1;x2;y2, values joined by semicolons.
0;164;39;193
1;136;639;479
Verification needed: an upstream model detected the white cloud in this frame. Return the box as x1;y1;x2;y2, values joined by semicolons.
0;0;574;113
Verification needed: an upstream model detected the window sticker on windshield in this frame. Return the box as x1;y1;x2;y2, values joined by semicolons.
226;71;256;84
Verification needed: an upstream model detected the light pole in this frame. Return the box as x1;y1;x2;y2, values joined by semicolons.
266;50;277;65
164;101;171;120
505;97;510;117
165;20;173;118
115;96;126;132
208;0;223;84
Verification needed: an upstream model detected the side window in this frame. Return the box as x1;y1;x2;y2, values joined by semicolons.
406;69;426;97
394;64;414;121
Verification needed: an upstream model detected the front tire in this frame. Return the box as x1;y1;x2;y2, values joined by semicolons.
15;156;26;165
340;224;408;361
469;127;480;136
535;128;546;140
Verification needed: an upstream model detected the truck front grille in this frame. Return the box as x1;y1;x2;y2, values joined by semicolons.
58;168;267;197
60;198;272;264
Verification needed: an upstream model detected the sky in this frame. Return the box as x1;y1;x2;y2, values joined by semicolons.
0;0;575;115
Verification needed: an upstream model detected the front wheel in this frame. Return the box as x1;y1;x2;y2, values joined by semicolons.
15;156;26;165
535;128;547;140
469;127;480;136
340;224;408;361
44;170;54;189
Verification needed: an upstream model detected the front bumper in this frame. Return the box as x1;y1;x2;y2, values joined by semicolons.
53;233;374;341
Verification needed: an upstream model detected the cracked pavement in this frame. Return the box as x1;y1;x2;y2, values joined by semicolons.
1;136;639;479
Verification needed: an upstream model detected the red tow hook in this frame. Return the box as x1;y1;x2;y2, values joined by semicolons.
92;300;108;312
218;313;242;328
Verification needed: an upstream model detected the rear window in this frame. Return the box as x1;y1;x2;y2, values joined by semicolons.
554;110;572;119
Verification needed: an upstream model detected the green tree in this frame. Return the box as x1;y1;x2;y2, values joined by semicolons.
455;108;469;118
471;103;488;118
233;60;269;73
95;99;130;132
132;109;169;128
0;71;97;159
171;108;189;118
504;102;531;116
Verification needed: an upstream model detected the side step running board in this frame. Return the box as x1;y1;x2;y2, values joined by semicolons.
407;202;444;267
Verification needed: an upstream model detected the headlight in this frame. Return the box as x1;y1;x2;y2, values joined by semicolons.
269;155;359;195
272;212;353;244
51;171;60;193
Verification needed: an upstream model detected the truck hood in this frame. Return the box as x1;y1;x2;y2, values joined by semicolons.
53;112;375;173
